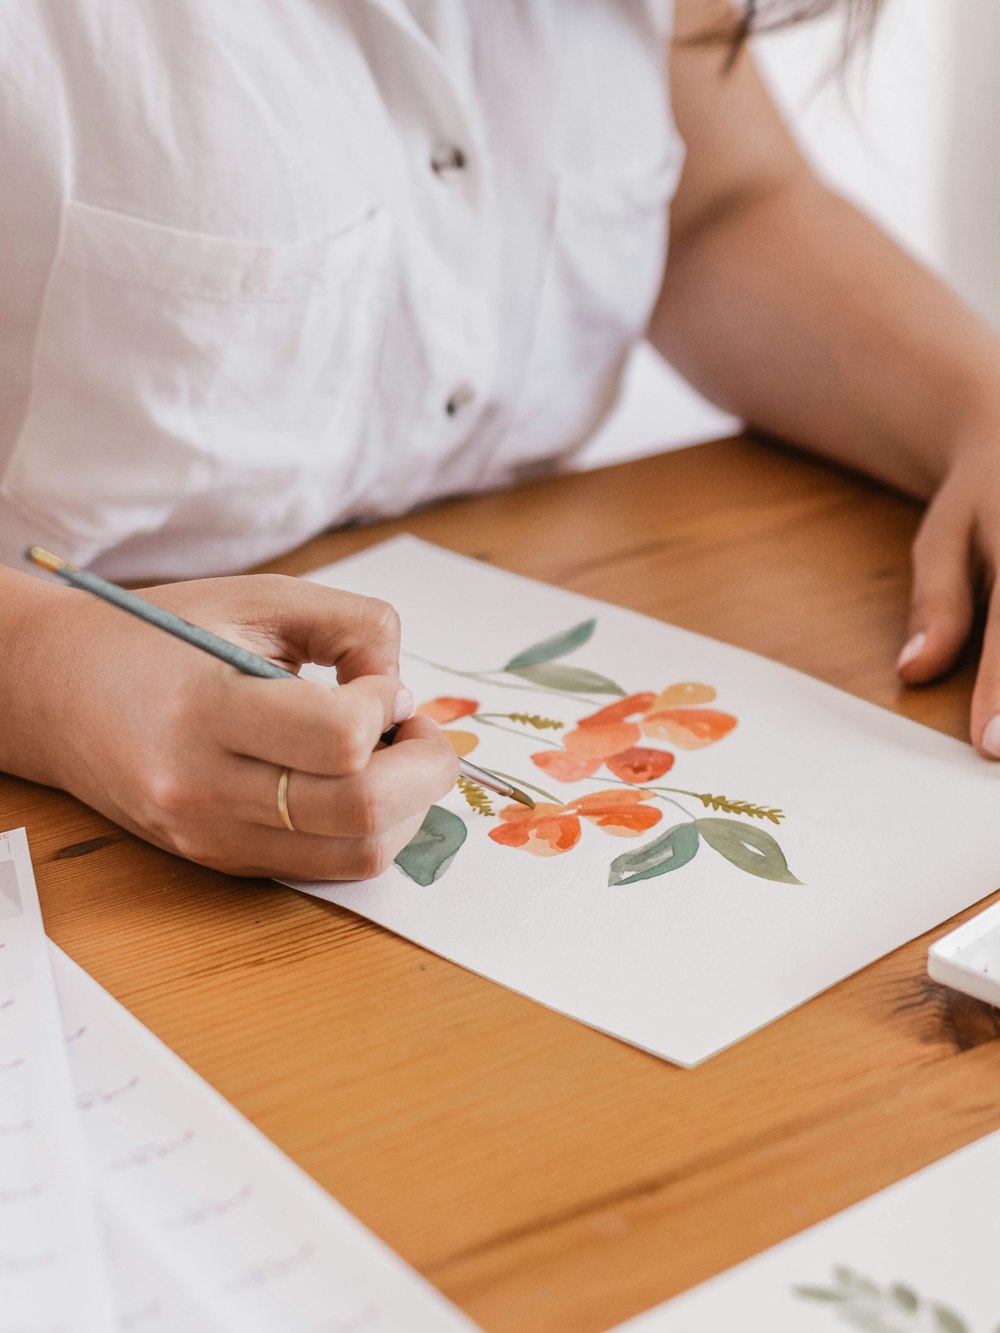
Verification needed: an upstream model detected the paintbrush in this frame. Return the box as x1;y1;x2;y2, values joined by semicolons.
25;548;536;810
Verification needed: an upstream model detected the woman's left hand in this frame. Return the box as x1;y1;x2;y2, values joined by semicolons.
897;438;1000;757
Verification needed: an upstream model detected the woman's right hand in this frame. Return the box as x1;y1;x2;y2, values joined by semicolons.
5;568;458;879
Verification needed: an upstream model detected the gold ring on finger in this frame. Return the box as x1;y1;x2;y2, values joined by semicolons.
277;767;297;832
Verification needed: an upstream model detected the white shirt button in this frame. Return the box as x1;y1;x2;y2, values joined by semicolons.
445;383;476;416
430;144;467;177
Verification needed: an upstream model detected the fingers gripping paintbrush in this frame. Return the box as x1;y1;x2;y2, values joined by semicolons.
25;548;535;810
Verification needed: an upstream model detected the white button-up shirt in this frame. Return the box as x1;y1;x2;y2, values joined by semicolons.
0;0;683;579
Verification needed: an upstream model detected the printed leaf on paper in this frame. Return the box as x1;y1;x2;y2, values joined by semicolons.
793;1286;850;1303
891;1285;920;1314
794;1267;974;1333
932;1308;971;1333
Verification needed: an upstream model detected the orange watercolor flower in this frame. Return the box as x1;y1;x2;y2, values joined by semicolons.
641;708;736;750
530;683;736;783
488;789;662;857
416;697;479;725
416;696;480;757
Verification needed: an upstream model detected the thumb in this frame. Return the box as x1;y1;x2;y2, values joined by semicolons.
221;574;403;681
897;498;974;685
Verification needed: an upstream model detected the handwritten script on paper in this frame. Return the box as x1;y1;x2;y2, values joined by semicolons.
1;827;477;1332
51;944;478;1332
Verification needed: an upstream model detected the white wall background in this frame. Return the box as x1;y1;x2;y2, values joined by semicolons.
581;1;998;468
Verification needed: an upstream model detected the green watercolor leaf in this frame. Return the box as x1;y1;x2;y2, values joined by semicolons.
696;817;802;885
503;618;596;670
890;1284;919;1313
792;1286;849;1303
608;823;700;887
395;805;467;886
931;1306;969;1333
507;662;626;696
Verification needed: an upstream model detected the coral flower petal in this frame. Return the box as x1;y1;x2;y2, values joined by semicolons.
522;817;582;856
605;746;674;783
488;821;532;848
572;788;654;811
531;750;602;782
571;788;663;837
563;721;641;759
592;805;662;837
416;696;479;725
642;708;737;749
445;729;478;758
577;693;656;729
489;804;581;856
651;683;717;709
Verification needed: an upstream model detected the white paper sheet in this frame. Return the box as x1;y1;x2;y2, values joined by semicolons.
1;824;475;1331
49;944;477;1333
0;828;116;1332
292;536;1000;1066
610;1128;1000;1331
103;1214;221;1333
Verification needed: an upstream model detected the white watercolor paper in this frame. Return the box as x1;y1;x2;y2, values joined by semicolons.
293;536;1000;1066
50;943;478;1333
0;828;116;1332
610;1128;1000;1331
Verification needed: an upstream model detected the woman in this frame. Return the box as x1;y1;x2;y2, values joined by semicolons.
1;0;995;878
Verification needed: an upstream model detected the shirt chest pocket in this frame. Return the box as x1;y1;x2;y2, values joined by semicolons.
506;143;683;467
2;197;393;567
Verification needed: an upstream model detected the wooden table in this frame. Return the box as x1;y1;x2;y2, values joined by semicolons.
5;435;1000;1332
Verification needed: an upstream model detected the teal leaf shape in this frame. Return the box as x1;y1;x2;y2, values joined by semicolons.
608;823;700;886
395;805;467;886
507;662;626;696
504;619;596;670
696;817;802;884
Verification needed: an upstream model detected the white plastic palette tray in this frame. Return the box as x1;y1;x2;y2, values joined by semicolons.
928;899;1000;1007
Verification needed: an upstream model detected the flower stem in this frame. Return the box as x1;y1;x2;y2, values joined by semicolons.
403;653;599;706
472;715;562;747
570;773;696;820
645;785;705;803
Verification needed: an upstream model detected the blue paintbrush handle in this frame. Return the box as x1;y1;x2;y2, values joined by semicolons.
27;548;535;807
54;565;298;680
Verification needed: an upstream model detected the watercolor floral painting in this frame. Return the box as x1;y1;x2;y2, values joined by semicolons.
294;536;1000;1067
394;617;800;888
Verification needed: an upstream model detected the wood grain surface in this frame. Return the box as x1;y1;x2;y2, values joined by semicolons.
5;435;1000;1332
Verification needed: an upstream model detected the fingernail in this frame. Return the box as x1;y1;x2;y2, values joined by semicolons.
896;632;927;672
393;687;415;724
983;715;1000;758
